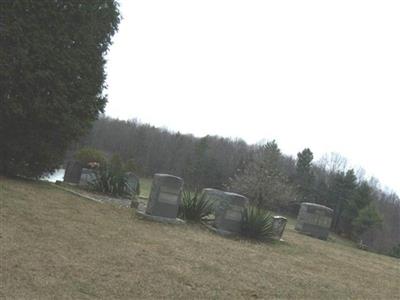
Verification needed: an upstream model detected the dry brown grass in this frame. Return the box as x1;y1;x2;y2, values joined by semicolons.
1;177;399;299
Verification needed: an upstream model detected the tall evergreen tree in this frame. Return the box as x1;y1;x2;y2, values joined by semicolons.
341;181;380;237
295;148;315;203
352;203;382;237
329;169;358;232
0;0;120;177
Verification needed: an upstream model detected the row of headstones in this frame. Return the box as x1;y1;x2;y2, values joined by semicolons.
200;189;334;240
143;174;288;240
145;173;335;241
65;164;334;241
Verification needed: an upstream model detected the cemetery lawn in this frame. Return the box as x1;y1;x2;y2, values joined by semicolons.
1;178;399;299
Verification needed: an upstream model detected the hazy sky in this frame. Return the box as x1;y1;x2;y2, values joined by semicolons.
105;0;400;194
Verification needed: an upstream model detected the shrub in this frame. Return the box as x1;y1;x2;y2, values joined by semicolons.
241;206;274;241
124;158;136;172
109;153;123;173
90;167;129;197
389;243;400;259
74;147;107;167
179;191;213;222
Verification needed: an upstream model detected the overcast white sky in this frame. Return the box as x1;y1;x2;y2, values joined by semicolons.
105;0;400;194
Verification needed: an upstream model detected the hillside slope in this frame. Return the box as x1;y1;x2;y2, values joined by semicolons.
1;178;399;299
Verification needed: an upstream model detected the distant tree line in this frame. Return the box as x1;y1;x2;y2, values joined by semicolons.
72;116;254;189
75;116;399;256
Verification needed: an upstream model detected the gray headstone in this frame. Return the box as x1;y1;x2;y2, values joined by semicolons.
215;192;249;234
200;188;226;210
295;202;333;240
79;168;97;186
272;216;287;240
63;160;82;184
125;172;140;195
145;174;183;219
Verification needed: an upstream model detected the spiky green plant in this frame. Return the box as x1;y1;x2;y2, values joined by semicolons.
241;206;274;240
90;167;129;197
179;191;213;222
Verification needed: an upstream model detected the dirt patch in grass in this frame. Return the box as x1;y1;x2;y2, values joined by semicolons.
1;178;399;299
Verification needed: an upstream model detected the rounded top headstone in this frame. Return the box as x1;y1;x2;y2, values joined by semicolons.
154;173;182;180
301;202;333;212
153;173;183;187
202;188;225;195
296;202;334;239
224;192;249;206
300;202;333;217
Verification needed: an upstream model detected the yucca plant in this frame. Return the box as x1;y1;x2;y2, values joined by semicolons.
90;167;129;197
179;190;213;222
241;206;274;241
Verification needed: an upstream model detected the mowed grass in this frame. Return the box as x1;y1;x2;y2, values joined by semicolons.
1;178;399;299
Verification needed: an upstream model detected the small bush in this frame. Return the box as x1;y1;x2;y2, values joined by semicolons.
179;191;213;222
241;206;274;241
109;153;123;173
90;167;129;197
389;243;400;259
74;147;107;167
125;158;136;172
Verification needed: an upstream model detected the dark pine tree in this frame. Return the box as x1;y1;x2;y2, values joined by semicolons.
295;148;315;203
0;0;120;177
329;169;358;233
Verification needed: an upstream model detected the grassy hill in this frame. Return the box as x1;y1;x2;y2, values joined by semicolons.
1;177;399;299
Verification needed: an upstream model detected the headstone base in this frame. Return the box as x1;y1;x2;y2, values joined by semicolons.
201;221;238;237
135;209;185;225
201;220;286;242
294;228;329;240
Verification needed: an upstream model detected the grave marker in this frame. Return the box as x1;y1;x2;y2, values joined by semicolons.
126;172;140;195
200;188;226;210
272;216;287;241
214;192;249;234
295;202;333;240
63;160;82;184
79;168;97;186
145;174;183;219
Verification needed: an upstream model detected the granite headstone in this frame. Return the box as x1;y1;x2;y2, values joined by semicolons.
200;188;226;211
295;202;333;240
79;168;97;186
272;216;287;240
214;192;249;234
145;174;183;219
63;160;82;184
126;172;140;195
